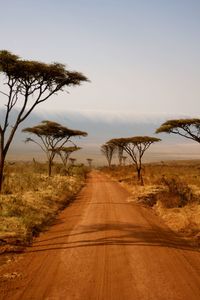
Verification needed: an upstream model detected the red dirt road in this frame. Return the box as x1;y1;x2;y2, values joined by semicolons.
0;171;200;300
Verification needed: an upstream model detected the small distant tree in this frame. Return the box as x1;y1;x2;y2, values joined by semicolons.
69;158;76;165
101;143;116;167
56;146;81;170
87;158;93;168
156;118;200;143
23;121;87;176
108;136;161;184
0;50;88;191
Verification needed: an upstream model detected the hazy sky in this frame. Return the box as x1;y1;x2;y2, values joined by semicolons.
1;0;200;116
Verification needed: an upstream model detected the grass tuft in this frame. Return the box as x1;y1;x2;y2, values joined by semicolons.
101;161;200;243
0;162;88;253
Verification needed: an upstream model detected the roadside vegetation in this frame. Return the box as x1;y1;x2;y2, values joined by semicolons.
100;119;200;245
0;49;89;254
0;161;88;254
101;161;200;244
0;50;88;191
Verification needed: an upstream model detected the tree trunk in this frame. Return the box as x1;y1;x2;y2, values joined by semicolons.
48;159;52;177
0;156;5;192
136;167;144;185
136;167;141;180
0;125;19;191
108;159;111;168
0;133;5;192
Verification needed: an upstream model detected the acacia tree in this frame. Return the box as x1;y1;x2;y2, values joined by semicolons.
23;121;87;176
56;146;81;171
101;143;116;167
156;118;200;143
69;158;76;166
87;158;93;168
0;50;88;190
108;136;161;184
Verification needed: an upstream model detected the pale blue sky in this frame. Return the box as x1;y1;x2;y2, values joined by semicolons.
0;0;200;115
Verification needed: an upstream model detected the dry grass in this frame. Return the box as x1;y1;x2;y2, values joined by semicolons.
101;161;200;244
0;161;88;253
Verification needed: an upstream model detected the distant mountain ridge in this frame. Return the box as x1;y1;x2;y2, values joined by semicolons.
0;109;199;164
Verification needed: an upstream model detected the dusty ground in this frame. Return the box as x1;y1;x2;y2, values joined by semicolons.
0;171;199;300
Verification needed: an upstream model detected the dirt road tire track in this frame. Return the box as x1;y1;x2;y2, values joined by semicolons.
0;171;199;299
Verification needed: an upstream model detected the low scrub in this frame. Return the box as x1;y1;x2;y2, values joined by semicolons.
0;162;88;253
101;162;200;244
157;176;196;208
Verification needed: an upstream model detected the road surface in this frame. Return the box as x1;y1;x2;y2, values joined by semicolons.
0;171;200;299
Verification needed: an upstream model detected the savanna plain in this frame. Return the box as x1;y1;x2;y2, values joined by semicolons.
0;159;200;300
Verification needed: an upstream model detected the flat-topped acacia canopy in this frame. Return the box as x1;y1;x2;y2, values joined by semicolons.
56;146;82;153
23;121;87;139
109;136;161;145
0;50;88;87
156;118;200;143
